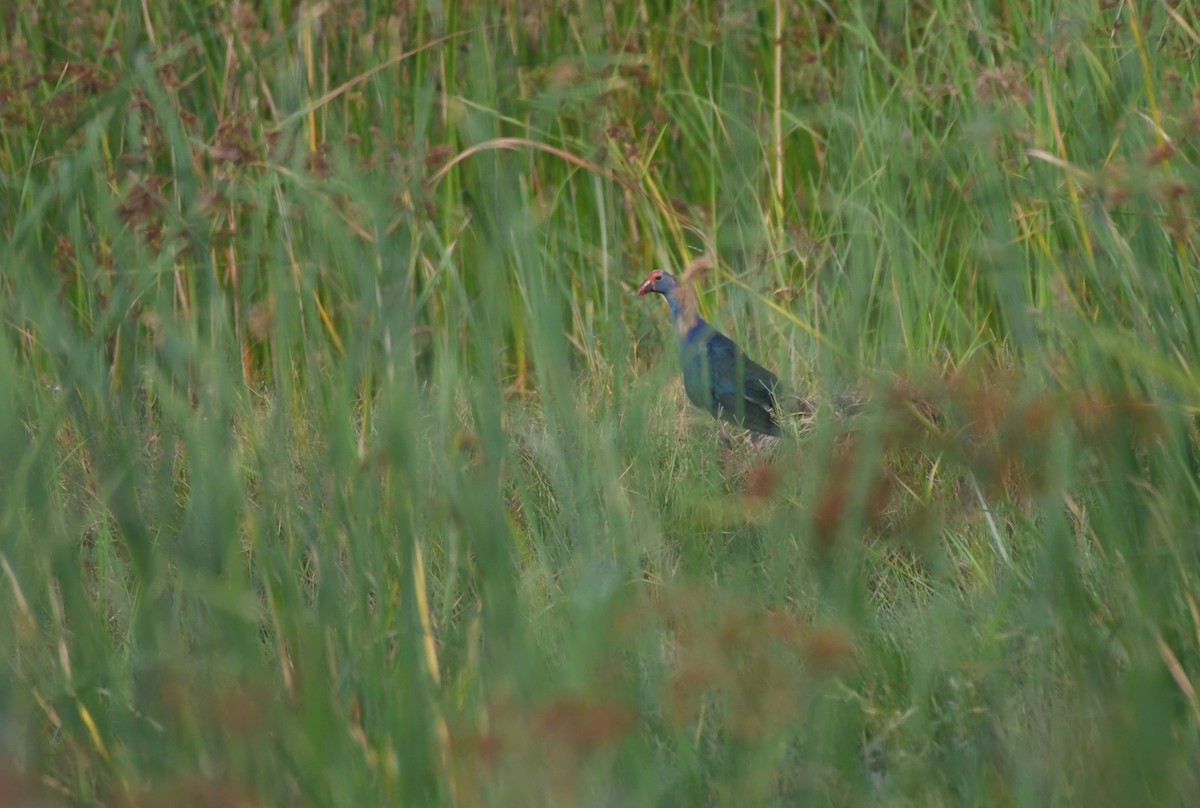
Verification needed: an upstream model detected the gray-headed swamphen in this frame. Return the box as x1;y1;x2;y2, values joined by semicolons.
637;268;784;446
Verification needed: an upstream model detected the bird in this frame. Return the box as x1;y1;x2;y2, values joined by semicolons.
637;268;784;446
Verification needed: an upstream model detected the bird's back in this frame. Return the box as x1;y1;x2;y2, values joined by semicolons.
678;321;781;436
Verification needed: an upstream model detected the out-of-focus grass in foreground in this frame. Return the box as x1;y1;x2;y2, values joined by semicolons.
2;0;1200;804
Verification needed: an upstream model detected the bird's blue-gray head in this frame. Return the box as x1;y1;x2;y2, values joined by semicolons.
636;269;679;297
637;268;700;334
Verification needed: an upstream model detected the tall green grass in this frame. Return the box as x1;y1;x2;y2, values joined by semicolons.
2;0;1199;803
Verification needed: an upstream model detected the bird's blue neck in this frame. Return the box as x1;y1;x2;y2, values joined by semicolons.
664;291;686;320
665;291;707;344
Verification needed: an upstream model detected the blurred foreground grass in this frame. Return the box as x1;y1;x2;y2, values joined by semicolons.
2;0;1200;804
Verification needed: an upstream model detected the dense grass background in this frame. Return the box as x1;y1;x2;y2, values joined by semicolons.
3;0;1200;803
